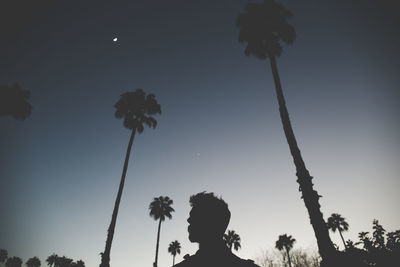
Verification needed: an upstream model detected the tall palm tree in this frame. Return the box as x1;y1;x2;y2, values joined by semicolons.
223;230;242;252
149;196;175;267
168;240;181;266
275;234;296;267
46;254;58;267
26;257;41;267
236;0;336;263
0;84;32;120
5;257;23;267
100;89;161;267
0;249;8;265
327;213;349;250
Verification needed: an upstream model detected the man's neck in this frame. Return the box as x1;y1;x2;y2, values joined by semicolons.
198;239;227;254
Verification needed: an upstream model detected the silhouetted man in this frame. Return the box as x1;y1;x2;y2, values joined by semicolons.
175;192;259;267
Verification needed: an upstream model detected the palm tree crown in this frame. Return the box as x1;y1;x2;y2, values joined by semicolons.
5;256;23;267
26;257;41;267
327;213;349;233
46;254;58;267
275;234;296;251
149;196;175;222
168;240;181;257
0;84;32;120
114;89;161;132
223;230;242;251
236;0;296;59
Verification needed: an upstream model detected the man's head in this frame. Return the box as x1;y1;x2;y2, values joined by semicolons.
187;192;231;243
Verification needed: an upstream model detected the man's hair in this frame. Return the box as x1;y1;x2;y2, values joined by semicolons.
189;192;231;234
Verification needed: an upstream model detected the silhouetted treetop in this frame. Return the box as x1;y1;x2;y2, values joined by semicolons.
0;84;32;120
114;89;161;132
236;0;296;59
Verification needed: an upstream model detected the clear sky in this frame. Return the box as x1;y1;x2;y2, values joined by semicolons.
1;0;399;266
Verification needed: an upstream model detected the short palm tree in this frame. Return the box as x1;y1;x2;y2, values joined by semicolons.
5;257;23;267
327;213;349;250
275;234;296;267
26;257;41;267
45;254;58;267
237;0;336;262
223;230;242;252
100;89;161;267
0;249;8;264
149;196;175;267
168;240;181;266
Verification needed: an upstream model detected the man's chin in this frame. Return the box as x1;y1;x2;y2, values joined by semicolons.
188;234;197;243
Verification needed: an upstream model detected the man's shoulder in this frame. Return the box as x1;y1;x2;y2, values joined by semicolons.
230;253;260;267
174;254;196;267
174;253;260;267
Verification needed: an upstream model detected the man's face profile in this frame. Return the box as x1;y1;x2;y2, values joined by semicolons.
187;206;222;243
187;207;203;242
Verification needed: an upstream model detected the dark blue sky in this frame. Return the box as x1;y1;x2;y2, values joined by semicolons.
1;1;399;266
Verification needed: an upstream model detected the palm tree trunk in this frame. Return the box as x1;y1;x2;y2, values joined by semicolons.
173;255;175;266
338;229;347;250
285;247;292;267
100;128;137;267
268;55;336;263
154;218;162;267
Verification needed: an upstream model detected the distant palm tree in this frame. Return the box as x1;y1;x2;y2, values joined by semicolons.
236;1;336;263
149;196;175;267
0;249;8;265
275;234;296;267
100;89;161;267
57;256;73;267
5;257;23;267
26;257;41;267
223;230;242;252
168;240;181;266
327;213;349;250
72;260;85;267
46;254;58;267
0;84;32;120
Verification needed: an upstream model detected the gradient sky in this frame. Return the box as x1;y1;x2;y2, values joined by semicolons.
1;0;399;266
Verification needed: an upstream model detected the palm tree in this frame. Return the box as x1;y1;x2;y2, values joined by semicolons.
0;249;8;265
275;234;296;267
5;257;23;267
72;260;85;267
327;213;349;250
168;240;181;266
26;257;41;267
57;257;72;267
223;230;242;252
0;84;32;120
46;254;58;267
149;196;175;267
100;89;161;267
236;0;336;263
